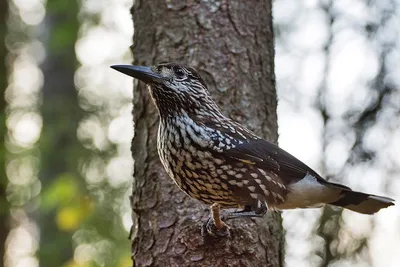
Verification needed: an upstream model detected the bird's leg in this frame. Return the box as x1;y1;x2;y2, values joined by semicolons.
210;203;227;229
202;203;230;238
226;202;268;220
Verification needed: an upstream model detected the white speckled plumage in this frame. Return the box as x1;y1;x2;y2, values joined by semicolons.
111;62;394;227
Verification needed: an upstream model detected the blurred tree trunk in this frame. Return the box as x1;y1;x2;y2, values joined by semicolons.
38;0;81;265
316;1;397;265
130;1;283;266
0;0;9;265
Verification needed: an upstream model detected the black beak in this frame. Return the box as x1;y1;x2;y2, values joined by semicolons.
110;65;163;83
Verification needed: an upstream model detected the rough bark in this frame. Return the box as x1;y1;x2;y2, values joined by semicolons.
130;1;283;266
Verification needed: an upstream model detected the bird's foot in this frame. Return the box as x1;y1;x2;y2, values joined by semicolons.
201;217;230;238
201;203;230;238
226;203;268;220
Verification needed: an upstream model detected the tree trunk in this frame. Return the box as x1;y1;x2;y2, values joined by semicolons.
130;1;283;266
38;1;81;265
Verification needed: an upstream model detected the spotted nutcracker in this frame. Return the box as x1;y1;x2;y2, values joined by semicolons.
111;63;394;237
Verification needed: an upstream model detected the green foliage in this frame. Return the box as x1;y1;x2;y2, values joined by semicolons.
4;0;131;266
40;173;80;211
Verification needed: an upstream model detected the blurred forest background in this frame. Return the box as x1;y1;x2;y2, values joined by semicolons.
1;0;399;267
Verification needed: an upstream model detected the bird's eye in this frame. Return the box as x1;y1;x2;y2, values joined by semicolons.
173;67;186;79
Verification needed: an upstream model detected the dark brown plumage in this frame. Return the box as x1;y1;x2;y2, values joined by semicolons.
111;63;395;236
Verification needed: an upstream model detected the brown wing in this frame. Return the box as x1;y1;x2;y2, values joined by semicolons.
223;138;352;190
196;115;345;191
223;138;318;184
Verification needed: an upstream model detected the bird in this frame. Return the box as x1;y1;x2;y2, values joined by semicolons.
111;63;395;237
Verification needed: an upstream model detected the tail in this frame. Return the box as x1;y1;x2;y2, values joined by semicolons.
328;185;395;214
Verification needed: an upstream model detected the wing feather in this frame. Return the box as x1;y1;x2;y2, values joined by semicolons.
195;115;325;185
224;139;324;184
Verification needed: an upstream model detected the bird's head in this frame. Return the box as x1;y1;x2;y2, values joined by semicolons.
111;63;219;117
